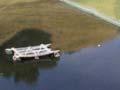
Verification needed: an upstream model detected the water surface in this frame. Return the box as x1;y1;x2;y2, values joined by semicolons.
1;35;120;90
0;0;120;90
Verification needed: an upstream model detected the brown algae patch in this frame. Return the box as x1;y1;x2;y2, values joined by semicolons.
0;0;119;52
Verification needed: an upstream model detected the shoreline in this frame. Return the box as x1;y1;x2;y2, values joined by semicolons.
59;0;120;27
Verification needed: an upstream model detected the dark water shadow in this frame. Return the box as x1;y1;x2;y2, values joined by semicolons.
1;28;51;48
0;28;59;84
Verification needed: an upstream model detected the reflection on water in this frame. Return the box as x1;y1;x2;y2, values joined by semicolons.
0;28;51;48
0;29;59;84
0;0;120;89
0;60;58;84
0;26;120;89
1;35;120;90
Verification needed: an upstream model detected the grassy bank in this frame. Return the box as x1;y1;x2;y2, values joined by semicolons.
74;0;120;19
0;0;118;51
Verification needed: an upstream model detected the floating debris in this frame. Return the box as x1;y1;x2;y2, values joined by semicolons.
97;44;102;47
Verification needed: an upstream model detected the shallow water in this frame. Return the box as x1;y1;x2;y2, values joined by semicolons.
0;0;120;90
1;35;120;90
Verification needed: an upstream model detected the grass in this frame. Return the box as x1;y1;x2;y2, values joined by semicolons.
74;0;120;20
0;0;119;51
